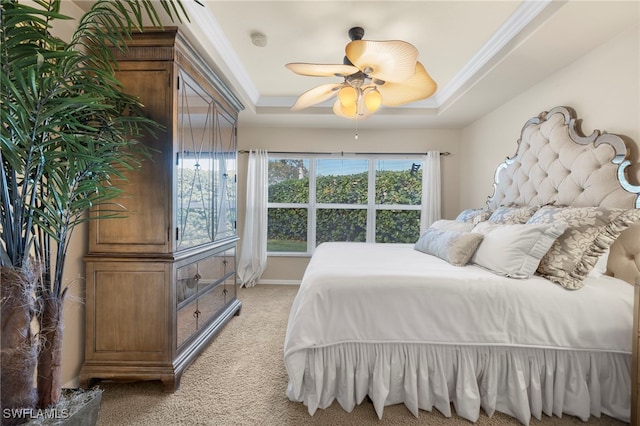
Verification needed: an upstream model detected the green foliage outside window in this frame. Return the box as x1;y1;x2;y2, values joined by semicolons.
376;170;422;205
376;210;421;243
267;208;307;252
268;167;423;248
316;209;367;244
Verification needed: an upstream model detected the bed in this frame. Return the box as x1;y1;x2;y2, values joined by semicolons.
283;106;640;424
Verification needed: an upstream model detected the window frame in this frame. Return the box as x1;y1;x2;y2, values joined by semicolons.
267;154;425;256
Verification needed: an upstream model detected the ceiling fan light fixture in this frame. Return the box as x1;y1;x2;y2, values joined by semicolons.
364;87;382;112
338;86;358;107
286;26;437;119
333;99;358;117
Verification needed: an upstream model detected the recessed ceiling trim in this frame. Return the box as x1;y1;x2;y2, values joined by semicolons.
434;0;554;105
258;95;439;111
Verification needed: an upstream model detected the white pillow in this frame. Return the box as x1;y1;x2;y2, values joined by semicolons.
470;221;567;278
430;219;475;232
588;248;610;278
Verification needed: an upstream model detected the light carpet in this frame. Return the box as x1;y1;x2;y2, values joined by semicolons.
97;284;627;426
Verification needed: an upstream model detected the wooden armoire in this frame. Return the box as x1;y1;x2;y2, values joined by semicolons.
80;28;243;392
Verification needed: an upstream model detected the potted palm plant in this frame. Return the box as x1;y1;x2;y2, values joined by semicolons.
1;0;200;423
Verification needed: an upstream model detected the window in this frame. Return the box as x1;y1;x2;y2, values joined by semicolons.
267;155;424;254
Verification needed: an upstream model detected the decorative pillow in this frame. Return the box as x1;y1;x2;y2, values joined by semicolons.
588;248;610;278
430;219;475;232
455;208;492;224
527;206;640;289
414;228;483;266
488;205;537;224
470;221;567;278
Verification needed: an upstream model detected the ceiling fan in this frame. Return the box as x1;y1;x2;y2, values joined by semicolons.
285;27;437;120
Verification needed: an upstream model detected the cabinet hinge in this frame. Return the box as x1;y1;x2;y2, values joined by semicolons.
176;75;180;90
175;227;179;241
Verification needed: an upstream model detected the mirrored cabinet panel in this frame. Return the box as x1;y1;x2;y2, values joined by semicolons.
215;110;237;240
177;69;216;250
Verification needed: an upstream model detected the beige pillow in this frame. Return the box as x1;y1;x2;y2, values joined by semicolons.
488;206;537;224
471;221;566;278
527;206;640;289
430;219;475;232
455;208;492;224
414;228;483;266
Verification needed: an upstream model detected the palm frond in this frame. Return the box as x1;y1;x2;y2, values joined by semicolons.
1;0;199;293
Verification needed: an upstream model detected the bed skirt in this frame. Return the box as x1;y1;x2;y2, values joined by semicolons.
285;343;631;425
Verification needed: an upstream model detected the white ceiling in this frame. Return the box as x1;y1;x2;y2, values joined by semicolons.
77;1;640;130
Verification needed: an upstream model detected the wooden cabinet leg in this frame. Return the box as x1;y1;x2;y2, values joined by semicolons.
162;375;179;393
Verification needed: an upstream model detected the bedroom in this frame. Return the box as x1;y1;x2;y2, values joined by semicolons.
4;0;639;425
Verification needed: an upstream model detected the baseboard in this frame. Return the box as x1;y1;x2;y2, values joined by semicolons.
255;279;300;286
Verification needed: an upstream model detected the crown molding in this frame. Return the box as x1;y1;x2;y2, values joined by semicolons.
182;1;260;107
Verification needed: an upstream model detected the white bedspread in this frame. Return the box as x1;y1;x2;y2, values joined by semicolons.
284;242;633;424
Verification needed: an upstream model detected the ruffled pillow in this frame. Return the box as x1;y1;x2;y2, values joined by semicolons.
527;206;640;289
588;248;609;278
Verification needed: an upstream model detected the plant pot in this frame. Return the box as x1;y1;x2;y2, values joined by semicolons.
17;388;103;426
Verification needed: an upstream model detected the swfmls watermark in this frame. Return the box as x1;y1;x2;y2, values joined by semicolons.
2;407;70;420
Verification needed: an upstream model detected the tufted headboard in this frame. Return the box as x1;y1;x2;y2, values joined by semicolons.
486;106;640;284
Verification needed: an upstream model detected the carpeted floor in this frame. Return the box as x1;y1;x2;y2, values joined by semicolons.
97;285;627;426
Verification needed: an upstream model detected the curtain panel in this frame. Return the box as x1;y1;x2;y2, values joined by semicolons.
237;149;268;287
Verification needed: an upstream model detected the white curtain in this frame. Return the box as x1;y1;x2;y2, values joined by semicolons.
237;149;268;287
421;151;441;232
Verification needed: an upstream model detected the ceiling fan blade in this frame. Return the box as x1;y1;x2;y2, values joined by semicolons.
291;83;342;111
286;63;360;77
345;40;418;83
377;62;437;106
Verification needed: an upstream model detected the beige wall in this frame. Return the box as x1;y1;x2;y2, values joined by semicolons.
44;0;87;389
236;127;462;282
53;12;639;388
459;24;640;210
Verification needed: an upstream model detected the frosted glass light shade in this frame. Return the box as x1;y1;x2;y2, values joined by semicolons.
333;99;357;117
333;99;374;121
364;88;382;112
338;86;358;107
